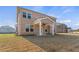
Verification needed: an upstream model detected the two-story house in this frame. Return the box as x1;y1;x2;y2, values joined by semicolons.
16;7;56;36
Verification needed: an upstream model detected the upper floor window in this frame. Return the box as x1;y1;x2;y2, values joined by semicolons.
22;12;32;19
23;12;26;18
28;13;32;19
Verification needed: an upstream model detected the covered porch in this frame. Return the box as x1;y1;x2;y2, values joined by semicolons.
32;17;55;36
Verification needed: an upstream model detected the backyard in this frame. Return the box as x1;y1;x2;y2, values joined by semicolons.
0;33;79;52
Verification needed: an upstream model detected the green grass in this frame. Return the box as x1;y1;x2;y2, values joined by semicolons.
0;34;44;52
0;34;15;36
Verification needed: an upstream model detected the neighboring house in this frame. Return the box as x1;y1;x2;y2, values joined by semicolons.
16;7;56;36
56;23;68;33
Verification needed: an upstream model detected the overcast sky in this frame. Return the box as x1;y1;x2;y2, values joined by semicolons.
0;6;79;29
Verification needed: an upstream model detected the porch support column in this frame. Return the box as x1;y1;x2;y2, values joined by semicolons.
51;23;55;35
39;21;42;36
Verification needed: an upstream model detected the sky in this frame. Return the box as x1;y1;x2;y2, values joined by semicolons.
0;6;79;30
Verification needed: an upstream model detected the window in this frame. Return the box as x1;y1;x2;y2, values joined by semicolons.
45;29;47;32
21;12;32;19
22;12;26;18
25;24;30;32
30;25;33;32
25;24;33;32
26;28;29;32
28;13;32;19
30;29;33;32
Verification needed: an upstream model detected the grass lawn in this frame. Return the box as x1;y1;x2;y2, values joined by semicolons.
0;34;44;52
0;33;79;52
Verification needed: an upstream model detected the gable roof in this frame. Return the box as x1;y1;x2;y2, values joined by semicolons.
17;7;56;22
33;17;55;24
